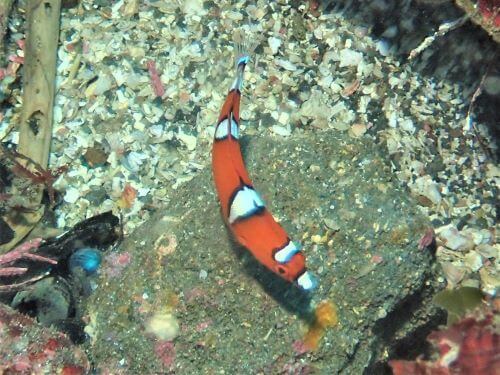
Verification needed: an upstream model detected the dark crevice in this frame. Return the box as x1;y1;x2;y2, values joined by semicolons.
363;269;446;374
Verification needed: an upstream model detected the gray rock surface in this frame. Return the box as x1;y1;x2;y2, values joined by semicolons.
88;130;437;373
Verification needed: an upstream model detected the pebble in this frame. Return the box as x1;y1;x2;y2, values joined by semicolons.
413;176;442;205
275;59;297;71
441;261;466;287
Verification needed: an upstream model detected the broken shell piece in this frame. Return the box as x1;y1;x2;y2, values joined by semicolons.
338;48;363;67
349;123;367;138
64;187;81;204
468;228;493;246
122;151;148;172
436;225;475;252
464;251;483;272
177;131;197;151
85;74;113;97
476;244;499;259
271;124;291;137
268;36;282;55
479;268;498;297
441;261;466;287
412;176;442;205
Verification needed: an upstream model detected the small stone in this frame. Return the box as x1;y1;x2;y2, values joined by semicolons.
311;234;327;244
476;244;499;259
413;176;442;205
324;218;340;231
278;111;290;125
275;59;297;71
271;124;291;137
84;143;109;167
377;308;387;319
479;268;499;297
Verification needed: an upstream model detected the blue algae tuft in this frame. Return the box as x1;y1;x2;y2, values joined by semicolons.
69;248;102;275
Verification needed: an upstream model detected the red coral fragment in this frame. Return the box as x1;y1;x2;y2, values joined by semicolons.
418;228;435;250
479;0;500;28
389;359;449;375
154;340;176;369
390;313;500;375
146;60;165;98
61;365;85;375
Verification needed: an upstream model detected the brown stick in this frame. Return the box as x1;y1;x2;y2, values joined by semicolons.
0;0;61;254
19;0;61;167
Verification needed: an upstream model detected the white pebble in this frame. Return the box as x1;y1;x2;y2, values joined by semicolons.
271;124;291;137
339;48;363;67
177;131;197;151
64;187;80;203
437;225;474;252
275;59;297;71
268;36;282;55
413;176;442;205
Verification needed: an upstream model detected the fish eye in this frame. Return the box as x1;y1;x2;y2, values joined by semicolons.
276;265;287;275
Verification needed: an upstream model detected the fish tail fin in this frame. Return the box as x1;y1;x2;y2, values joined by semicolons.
231;30;258;91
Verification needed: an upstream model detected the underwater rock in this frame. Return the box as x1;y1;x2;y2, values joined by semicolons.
88;130;437;373
1;212;119;344
389;309;499;375
11;277;72;326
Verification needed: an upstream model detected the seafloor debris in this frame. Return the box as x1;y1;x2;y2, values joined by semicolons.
0;211;119;342
389;308;499;375
0;303;89;374
302;299;338;350
455;0;500;42
408;16;469;60
0;237;56;291
432;286;484;325
434;223;498;296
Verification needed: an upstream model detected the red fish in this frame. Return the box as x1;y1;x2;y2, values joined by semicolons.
211;45;317;291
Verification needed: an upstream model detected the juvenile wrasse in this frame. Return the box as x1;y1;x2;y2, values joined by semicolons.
211;43;317;291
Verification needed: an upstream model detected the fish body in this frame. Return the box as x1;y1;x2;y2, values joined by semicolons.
211;46;316;291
